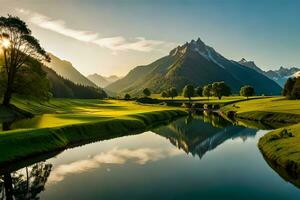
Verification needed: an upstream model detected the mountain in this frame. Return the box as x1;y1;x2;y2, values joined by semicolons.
42;66;107;99
238;58;300;87
87;74;121;88
47;53;96;87
265;67;300;87
238;58;265;74
106;38;281;95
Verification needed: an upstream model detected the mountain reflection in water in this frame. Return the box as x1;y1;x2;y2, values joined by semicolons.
153;113;257;159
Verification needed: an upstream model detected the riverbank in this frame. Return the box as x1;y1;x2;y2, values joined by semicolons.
0;98;187;164
221;97;300;174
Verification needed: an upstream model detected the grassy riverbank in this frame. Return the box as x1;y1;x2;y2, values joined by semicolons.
0;98;187;164
221;97;300;173
221;97;300;124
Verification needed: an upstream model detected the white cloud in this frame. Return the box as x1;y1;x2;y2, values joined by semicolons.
47;147;182;184
17;9;168;53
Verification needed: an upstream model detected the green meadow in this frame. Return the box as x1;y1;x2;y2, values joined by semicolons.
0;98;188;164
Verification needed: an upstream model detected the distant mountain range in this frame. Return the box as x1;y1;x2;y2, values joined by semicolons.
238;58;300;87
106;38;282;95
47;54;96;87
87;74;121;87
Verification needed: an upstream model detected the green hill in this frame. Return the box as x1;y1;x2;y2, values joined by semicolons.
106;38;282;95
47;53;96;87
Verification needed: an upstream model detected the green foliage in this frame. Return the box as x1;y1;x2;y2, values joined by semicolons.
282;77;300;100
161;91;168;98
124;93;131;100
196;86;203;96
168;87;178;99
0;58;51;100
182;85;194;101
0;15;50;105
202;84;212;100
282;77;296;97
240;85;255;99
291;78;300;99
212;81;231;100
143;88;151;97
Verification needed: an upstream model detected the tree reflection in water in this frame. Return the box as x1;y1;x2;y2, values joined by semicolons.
153;112;258;159
0;162;52;199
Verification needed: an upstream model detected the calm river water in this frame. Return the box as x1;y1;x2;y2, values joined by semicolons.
1;113;300;199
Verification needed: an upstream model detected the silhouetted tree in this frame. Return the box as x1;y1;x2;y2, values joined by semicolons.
142;88;151;97
124;93;131;100
240;85;255;99
282;77;296;98
169;87;178;99
212;81;231;100
195;86;203;97
182;85;194;101
202;84;212;100
161;91;168;98
291;78;300;99
0;15;50;106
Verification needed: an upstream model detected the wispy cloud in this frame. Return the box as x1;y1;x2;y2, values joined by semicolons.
47;147;182;184
17;9;169;53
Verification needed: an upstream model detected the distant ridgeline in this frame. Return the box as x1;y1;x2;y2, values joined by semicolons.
42;66;107;99
106;38;282;95
0;53;107;99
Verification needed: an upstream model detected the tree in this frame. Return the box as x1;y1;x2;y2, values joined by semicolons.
202;84;212;100
212;81;231;100
291;78;300;99
161;91;168;98
0;15;50;106
142;88;151;97
282;77;296;97
195;86;203;97
124;93;131;100
182;84;194;101
240;85;255;99
169;87;178;99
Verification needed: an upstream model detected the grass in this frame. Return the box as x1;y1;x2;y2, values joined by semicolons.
221;96;300;174
220;97;300;123
0;98;187;164
258;123;300;173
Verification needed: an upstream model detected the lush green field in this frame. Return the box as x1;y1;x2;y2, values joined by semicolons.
2;98;184;129
221;97;300;123
0;98;187;164
221;97;300;173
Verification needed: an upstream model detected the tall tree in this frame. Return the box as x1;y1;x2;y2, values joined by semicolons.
282;77;296;98
240;85;255;99
168;87;178;99
202;84;212;100
182;84;194;101
212;81;231;100
142;88;151;97
291;78;300;99
161;91;168;98
195;86;203;97
0;15;49;106
124;93;131;100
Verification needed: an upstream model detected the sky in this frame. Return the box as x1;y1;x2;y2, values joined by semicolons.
1;0;300;76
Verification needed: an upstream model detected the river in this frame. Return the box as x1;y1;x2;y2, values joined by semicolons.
0;113;299;199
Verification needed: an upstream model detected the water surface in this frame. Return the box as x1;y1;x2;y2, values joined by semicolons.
1;114;300;199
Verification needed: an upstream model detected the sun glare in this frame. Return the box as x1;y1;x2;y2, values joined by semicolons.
1;39;11;49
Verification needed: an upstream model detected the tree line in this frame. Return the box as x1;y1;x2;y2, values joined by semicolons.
124;82;255;101
282;77;300;99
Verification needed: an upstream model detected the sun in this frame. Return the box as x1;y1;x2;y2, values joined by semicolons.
1;39;11;49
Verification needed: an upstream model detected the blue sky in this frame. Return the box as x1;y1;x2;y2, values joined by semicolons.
1;0;300;76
